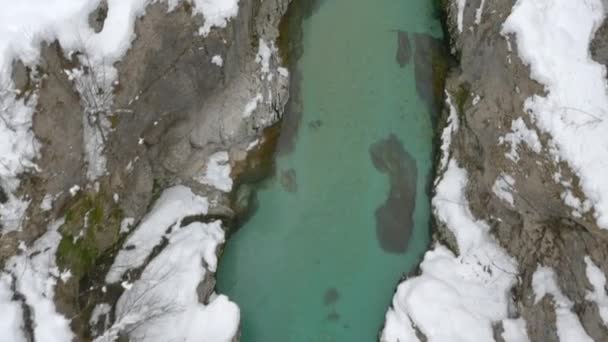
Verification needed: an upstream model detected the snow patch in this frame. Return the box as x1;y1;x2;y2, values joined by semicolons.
195;151;233;192
502;318;530;342
243;93;263;118
0;273;27;342
256;39;272;74
503;0;608;228
532;265;593;342
382;160;518;341
456;0;467;32
194;0;240;36
475;0;486;25
211;54;223;67
3;219;75;342
493;174;516;206
106;186;209;283
584;256;608;326
499;117;542;162
112;221;239;342
438;92;460;173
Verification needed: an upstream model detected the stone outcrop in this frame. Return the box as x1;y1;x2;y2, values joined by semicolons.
439;0;608;340
1;0;290;340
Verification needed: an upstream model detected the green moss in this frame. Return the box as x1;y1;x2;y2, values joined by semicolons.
57;190;123;279
90;202;104;225
57;233;99;277
108;114;121;129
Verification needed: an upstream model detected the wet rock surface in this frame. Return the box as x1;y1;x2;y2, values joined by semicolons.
429;0;608;340
370;134;417;254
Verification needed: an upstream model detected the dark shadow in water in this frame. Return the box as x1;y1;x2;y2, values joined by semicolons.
275;0;327;156
369;134;417;254
413;33;449;117
276;69;303;156
280;168;298;193
324;287;339;305
395;30;411;67
308;119;323;130
327;311;340;322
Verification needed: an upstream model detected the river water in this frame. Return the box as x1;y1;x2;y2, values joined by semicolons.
218;0;445;340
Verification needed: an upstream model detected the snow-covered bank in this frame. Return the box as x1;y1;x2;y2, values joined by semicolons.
0;0;289;340
101;185;239;342
0;0;242;233
382;88;521;341
106;185;209;283
108;221;239;342
503;0;608;228
382;159;521;342
0;220;74;342
383;0;608;340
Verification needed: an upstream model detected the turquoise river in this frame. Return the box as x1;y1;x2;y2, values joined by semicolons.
217;0;446;340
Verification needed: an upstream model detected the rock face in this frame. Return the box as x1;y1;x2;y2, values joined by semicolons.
0;0;290;341
437;0;608;340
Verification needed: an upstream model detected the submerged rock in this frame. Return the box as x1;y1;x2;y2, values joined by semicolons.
370;134;417;254
280;168;298;193
395;30;412;67
323;287;340;305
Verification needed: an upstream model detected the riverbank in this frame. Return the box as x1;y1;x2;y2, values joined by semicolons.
382;1;608;341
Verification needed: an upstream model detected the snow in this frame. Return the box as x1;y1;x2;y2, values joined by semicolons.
0;273;26;342
438;92;460;173
256;39;272;74
246;138;260;151
2;219;75;342
0;0;242;225
502;318;530;342
382;159;518;342
278;67;289;77
119;217;135;234
0;89;39;185
69;185;81;196
475;0;486;25
584;256;608;326
0;0;240;74
493;173;516;206
112;221;240;342
532;265;593;342
243;92;263;117
106;185;209;283
499;117;542;162
211;54;224;67
90;303;111;337
40;193;55;211
503;0;608;229
195;151;233;192
0;195;30;233
456;0;467;32
0;83;39;233
194;0;240;37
